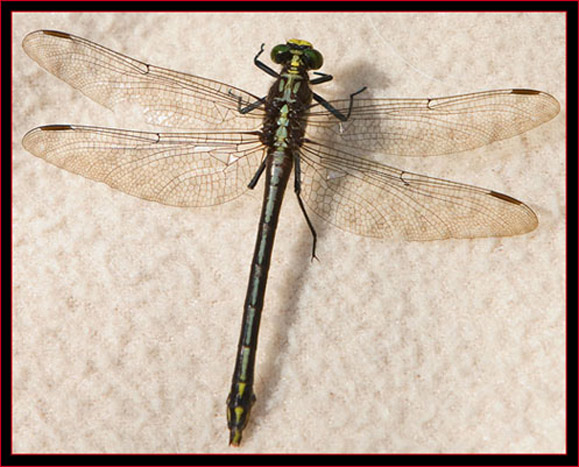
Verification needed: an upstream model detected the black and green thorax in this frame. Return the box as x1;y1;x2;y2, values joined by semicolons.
260;40;323;153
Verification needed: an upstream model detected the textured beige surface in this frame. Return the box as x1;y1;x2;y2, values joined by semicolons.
13;12;565;453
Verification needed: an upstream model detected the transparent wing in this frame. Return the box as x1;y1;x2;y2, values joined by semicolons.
22;125;264;207
22;30;264;131
306;89;559;156
299;142;538;240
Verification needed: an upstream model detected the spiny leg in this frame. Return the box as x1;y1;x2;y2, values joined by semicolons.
228;43;279;115
236;93;266;114
248;158;267;189
294;153;318;261
312;85;368;121
227;88;266;114
310;71;334;85
253;43;280;78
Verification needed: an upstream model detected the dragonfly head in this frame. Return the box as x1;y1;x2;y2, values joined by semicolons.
271;39;323;71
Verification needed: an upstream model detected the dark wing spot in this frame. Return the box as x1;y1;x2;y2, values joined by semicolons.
489;190;523;205
511;89;541;95
42;30;72;39
40;125;74;131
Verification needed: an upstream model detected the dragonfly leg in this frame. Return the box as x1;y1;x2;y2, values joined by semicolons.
240;95;266;114
344;86;368;119
294;154;319;261
227;89;266;115
310;71;334;85
253;43;280;79
229;42;281;114
312;85;368;121
296;194;318;262
248;158;267;189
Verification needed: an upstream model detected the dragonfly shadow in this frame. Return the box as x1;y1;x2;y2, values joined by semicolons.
326;59;391;99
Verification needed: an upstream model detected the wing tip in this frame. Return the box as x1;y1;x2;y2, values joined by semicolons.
22;30;74;56
511;88;561;121
22;125;75;156
488;190;539;234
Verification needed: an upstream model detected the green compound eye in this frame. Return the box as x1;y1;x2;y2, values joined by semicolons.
303;49;323;70
271;44;290;64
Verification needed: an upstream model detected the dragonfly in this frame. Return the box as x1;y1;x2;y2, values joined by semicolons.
22;30;559;446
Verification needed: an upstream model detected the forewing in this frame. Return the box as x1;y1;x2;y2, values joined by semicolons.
300;142;538;240
22;30;264;130
22;125;264;207
306;89;559;156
